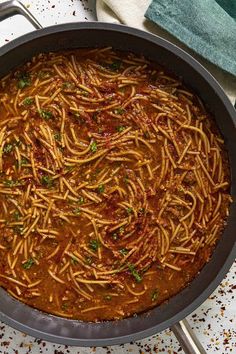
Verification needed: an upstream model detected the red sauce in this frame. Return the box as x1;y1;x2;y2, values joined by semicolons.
0;48;231;321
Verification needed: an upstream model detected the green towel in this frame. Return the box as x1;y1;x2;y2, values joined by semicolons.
145;0;236;77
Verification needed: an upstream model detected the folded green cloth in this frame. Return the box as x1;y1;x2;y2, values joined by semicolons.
145;0;236;76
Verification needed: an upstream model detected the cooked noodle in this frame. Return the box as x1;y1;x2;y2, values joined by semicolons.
0;48;231;321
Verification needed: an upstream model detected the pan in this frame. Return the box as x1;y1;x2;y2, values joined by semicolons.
0;1;235;353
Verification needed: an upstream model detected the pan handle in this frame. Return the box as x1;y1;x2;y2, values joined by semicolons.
171;319;206;354
0;0;42;29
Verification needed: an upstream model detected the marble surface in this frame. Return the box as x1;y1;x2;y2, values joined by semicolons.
0;1;235;353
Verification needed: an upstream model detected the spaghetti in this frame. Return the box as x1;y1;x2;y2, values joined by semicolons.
0;48;231;321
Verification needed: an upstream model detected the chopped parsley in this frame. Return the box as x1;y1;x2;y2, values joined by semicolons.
97;184;105;193
14;225;23;235
119;87;125;93
85;256;92;265
151;289;159;302
62;81;74;90
104;295;112;301
22;258;34;270
13;210;20;221
119;248;128;256
54;132;61;141
38;71;51;79
3;143;14;154
65;166;74;173
15;158;25;169
73;112;85;125
80;89;89;96
128;264;142;283
92;112;98;122
3;179;20;188
71;256;78;265
124;175;129;184
126;207;133;215
138;208;145;215
14;140;21;147
107;60;122;71
23;97;33;106
61;302;69;310
89;239;100;252
73;208;81;215
15;159;23;168
112;232;118;241
116;126;125;133
78;196;84;205
41;175;54;188
90;141;97;153
119;226;125;234
40;109;53;120
114;108;125;115
157;264;163;270
17;72;31;89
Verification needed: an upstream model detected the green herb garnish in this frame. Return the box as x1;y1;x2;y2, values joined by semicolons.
17;72;31;89
124;175;129;184
23;97;33;106
138;208;145;215
61;302;68;310
54;132;61;141
3;179;20;188
3;143;14;154
119;226;125;234
72;111;85;124
97;184;105;193
71;256;78;265
90;141;97;153
62;81;74;90
81;89;89;96
15;157;28;168
78;197;84;205
73;208;81;215
13;211;20;221
157;265;163;270
73;112;82;120
104;295;112;301
119;248;128;256
38;71;51;79
20;158;28;166
85;256;92;265
107;60;122;71
151;289;159;302
14;225;23;235
116;126;125;133
41;175;54;188
126;207;133;215
112;232;118;241
114;108;125;115
23;258;34;270
89;239;100;252
92;112;98;122
65;166;74;173
40;109;53;120
128;264;142;283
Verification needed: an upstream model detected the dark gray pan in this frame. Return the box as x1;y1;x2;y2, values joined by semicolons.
0;3;235;349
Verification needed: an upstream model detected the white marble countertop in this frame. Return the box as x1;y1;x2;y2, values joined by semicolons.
0;1;235;353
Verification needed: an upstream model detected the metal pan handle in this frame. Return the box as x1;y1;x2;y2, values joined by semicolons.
0;0;42;29
171;319;206;354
